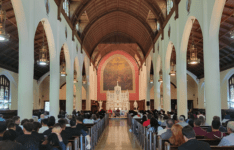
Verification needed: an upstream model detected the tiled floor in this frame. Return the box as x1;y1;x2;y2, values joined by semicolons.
94;119;142;150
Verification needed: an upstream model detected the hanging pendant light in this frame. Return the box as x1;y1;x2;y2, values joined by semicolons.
60;61;67;76
82;75;87;84
73;70;78;83
0;0;10;42
158;70;163;83
188;19;200;65
37;21;49;66
169;61;176;76
150;74;153;84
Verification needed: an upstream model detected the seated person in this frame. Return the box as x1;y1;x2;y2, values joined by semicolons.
193;119;207;136
178;125;211;150
83;114;94;124
218;121;234;146
58;119;72;145
199;116;209;126
148;118;163;133
169;124;185;147
40;124;66;150
7;122;19;138
32;122;44;142
43;116;55;136
177;115;188;127
0;114;5;122
38;119;48;133
76;117;91;149
143;114;152;127
204;119;226;139
15;122;40;150
12;116;22;134
0;130;24;150
0;122;7;141
159;119;174;137
207;116;227;132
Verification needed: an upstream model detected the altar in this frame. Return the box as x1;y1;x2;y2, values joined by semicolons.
106;82;130;111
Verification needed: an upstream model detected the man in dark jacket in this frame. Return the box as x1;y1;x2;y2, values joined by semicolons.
160;119;174;140
178;125;211;150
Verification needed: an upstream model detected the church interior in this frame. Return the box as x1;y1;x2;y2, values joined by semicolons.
0;0;234;150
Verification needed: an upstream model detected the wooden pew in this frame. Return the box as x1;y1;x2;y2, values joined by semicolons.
164;142;234;150
66;142;72;150
68;137;79;150
197;139;221;145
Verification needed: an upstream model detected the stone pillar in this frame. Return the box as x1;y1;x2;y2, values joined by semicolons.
49;55;60;118
75;81;82;111
176;56;188;118
18;38;34;119
162;67;171;113
86;76;90;110
66;64;74;115
18;0;34;119
154;74;161;110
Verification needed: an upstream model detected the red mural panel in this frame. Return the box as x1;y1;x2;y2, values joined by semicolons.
97;50;139;101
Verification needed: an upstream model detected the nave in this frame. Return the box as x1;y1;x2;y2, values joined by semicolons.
95;119;141;150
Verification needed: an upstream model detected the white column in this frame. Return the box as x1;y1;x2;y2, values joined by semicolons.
75;81;82;111
162;67;171;113
86;76;90;110
66;64;74;115
176;55;188;118
18;39;34;119
18;0;34;119
49;55;60;118
154;74;161;110
202;0;221;125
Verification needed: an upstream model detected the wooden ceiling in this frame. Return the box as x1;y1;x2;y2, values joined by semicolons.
1;0;234;80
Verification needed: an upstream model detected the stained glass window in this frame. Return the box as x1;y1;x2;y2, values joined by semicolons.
167;0;173;15
63;0;69;17
229;75;234;109
0;75;10;109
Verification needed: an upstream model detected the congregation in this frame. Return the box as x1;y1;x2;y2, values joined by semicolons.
0;110;107;150
129;109;234;149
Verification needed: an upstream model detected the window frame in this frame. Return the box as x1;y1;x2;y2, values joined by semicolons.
229;75;234;109
0;75;10;110
167;0;174;15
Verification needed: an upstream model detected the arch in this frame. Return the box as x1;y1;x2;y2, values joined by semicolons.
180;16;196;55
186;70;199;85
41;18;56;59
209;0;226;40
165;41;175;72
0;70;17;88
221;68;234;86
38;71;50;87
11;0;28;42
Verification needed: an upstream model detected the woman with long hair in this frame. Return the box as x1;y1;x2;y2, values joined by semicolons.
148;118;163;133
169;124;185;147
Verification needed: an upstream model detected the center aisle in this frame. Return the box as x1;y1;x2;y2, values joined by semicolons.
94;119;142;150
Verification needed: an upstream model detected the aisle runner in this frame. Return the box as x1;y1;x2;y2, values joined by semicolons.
95;119;141;150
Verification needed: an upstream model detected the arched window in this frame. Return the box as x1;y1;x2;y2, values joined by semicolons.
167;0;173;15
229;75;234;108
0;75;10;109
63;0;69;17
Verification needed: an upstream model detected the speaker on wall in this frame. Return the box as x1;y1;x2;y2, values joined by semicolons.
147;101;150;106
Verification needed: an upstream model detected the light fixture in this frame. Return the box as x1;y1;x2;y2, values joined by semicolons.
60;61;67;76
188;19;200;65
169;62;176;76
158;70;163;83
37;21;49;66
230;30;234;39
0;0;10;42
150;74;153;84
82;75;87;84
73;71;78;83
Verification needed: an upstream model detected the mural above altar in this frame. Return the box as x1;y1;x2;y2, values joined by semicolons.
106;81;130;110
